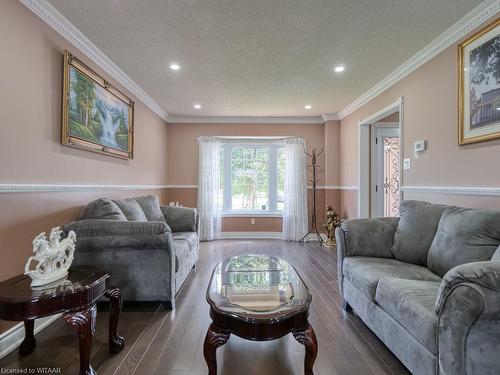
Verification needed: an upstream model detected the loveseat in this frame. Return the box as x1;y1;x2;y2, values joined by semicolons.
64;195;199;309
335;200;500;375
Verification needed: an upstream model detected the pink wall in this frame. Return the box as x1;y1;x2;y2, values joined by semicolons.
167;122;326;185
339;20;500;217
0;0;168;290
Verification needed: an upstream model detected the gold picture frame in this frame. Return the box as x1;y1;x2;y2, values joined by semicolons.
62;50;134;159
458;18;500;145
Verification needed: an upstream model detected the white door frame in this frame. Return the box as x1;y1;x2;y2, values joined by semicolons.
358;97;404;218
370;125;400;217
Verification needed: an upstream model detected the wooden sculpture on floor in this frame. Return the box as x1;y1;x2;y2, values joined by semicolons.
300;148;324;246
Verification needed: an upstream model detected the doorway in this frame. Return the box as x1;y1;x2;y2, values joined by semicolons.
371;124;400;217
358;97;404;218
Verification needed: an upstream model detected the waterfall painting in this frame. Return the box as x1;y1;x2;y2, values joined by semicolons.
62;51;134;159
459;18;500;145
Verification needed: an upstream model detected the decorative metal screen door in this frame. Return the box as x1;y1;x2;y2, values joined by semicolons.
372;127;400;217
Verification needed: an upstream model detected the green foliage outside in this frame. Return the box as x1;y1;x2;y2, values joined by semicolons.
231;147;269;209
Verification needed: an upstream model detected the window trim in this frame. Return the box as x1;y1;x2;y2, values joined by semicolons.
221;143;284;216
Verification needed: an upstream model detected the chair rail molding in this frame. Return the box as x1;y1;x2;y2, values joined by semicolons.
337;0;500;119
20;0;168;122
0;184;170;193
165;185;360;190
402;186;500;196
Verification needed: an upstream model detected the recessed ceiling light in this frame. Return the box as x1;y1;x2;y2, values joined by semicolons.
334;65;345;73
194;104;202;109
169;63;181;71
304;105;312;110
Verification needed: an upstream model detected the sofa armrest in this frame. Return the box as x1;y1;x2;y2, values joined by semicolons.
160;206;198;233
435;261;500;314
64;219;171;237
336;217;399;258
436;262;500;375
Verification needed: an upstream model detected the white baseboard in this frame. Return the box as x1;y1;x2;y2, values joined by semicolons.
0;314;60;359
220;231;283;240
218;231;327;242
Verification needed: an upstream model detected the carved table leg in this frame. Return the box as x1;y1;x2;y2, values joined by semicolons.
104;287;125;353
63;304;97;375
19;319;36;355
293;323;318;375
203;324;230;375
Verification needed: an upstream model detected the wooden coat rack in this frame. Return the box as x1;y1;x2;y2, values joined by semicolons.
300;148;324;246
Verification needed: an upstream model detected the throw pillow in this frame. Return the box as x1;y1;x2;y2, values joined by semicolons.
80;198;127;221
114;198;148;221
134;195;166;222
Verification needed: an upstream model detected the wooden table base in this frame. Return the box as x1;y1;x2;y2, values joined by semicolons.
203;322;318;375
18;287;124;375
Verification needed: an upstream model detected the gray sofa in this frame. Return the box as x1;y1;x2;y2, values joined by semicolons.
64;195;199;309
336;200;500;375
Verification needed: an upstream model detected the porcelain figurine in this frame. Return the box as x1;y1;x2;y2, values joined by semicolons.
24;227;77;287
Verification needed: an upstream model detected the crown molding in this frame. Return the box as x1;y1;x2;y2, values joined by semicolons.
337;0;500;120
0;184;169;193
167;116;325;124
402;186;500;196
20;0;169;122
322;113;339;122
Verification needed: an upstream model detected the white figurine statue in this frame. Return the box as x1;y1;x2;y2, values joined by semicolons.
24;227;77;287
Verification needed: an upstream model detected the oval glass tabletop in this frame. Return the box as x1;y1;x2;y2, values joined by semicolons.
206;254;311;321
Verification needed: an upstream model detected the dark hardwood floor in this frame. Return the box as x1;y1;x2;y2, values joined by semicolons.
0;240;410;375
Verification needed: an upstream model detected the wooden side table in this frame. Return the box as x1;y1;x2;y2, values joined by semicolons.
0;266;124;375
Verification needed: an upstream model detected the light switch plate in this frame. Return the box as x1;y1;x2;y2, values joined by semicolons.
403;158;411;170
250;218;256;225
414;140;426;153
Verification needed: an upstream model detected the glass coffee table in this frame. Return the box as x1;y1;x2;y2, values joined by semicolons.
204;254;318;375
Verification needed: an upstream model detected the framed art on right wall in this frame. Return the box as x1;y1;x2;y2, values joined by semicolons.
459;18;500;145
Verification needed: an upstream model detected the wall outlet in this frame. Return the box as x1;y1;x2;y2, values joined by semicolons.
250;218;256;225
403;158;411;170
414;140;427;153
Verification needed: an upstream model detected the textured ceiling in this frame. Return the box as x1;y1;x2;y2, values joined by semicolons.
48;0;482;117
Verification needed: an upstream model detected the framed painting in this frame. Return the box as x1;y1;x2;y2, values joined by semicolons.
62;50;134;159
459;18;500;145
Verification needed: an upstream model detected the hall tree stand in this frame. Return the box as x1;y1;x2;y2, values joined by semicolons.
300;148;324;246
0;266;124;375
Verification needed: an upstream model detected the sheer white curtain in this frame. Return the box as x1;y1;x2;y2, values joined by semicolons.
282;137;308;241
197;136;222;241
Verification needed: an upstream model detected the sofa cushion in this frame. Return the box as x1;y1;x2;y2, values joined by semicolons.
172;232;199;272
375;278;440;354
392;200;449;266
162;206;197;232
134;195;166;222
113;198;147;221
80;198;127;221
173;231;198;250
427;207;500;277
340;218;398;258
342;257;441;301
